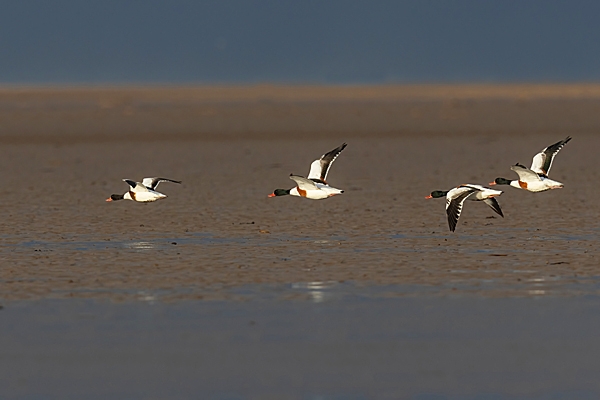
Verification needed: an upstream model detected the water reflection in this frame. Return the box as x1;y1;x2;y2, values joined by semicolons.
291;281;339;303
126;241;155;250
529;277;546;282
137;291;157;303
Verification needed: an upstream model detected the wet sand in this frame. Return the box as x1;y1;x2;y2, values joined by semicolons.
1;84;599;301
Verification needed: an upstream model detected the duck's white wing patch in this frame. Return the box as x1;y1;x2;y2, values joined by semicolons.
511;164;542;182
307;143;347;182
142;177;182;190
289;175;319;190
123;179;150;192
445;186;478;232
307;160;325;182
142;177;158;189
530;136;571;176
530;153;547;176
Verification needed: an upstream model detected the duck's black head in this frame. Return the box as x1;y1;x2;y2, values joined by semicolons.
268;189;291;198
425;190;448;199
106;194;124;202
491;177;512;186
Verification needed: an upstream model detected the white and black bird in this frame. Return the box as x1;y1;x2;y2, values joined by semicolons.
426;184;504;232
106;177;181;203
268;143;346;200
490;136;571;192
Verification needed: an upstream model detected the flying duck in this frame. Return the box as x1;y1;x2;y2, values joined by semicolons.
268;143;346;200
106;177;181;203
490;136;571;192
426;184;504;232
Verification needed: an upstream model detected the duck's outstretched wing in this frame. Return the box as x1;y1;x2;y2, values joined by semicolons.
307;143;347;183
445;186;478;232
483;197;504;218
142;177;182;190
530;136;571;177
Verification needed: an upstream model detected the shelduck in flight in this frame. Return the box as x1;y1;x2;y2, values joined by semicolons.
106;177;181;203
268;143;347;200
490;136;571;192
426;184;504;232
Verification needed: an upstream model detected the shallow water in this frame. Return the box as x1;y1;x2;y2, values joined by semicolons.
2;293;600;399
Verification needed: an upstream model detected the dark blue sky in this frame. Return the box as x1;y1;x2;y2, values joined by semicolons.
1;0;600;84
